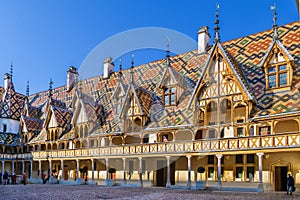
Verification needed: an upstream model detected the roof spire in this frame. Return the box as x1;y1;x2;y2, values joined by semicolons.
10;61;13;82
26;81;29;97
48;78;53;98
166;37;171;67
130;54;134;84
78;72;83;95
119;58;123;78
271;3;278;40
214;3;220;43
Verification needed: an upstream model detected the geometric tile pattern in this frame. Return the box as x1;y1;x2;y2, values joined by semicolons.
19;21;299;139
0;132;17;144
22;116;42;132
51;105;72;129
0;81;26;120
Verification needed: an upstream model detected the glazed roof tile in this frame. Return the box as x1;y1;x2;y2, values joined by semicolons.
25;21;299;133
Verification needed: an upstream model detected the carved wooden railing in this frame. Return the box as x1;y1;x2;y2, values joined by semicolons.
31;132;300;159
0;153;33;160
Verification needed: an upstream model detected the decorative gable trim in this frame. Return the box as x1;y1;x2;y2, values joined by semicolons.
259;40;294;67
111;80;127;100
43;107;56;128
188;42;254;109
120;84;144;117
158;66;186;89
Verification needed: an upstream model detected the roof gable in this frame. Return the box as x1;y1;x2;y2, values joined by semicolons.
159;59;187;89
260;39;294;67
188;41;254;109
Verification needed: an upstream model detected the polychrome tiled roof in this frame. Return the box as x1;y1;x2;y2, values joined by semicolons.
23;21;299;138
21;116;42;132
0;82;26;120
0;132;18;145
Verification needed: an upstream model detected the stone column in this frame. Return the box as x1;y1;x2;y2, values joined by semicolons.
138;157;143;187
38;160;42;178
29;161;33;179
1;160;4;180
105;158;109;186
256;152;264;192
49;160;52;183
216;154;223;188
12;161;15;174
22;160;25;175
122;158;126;186
76;159;79;181
91;158;95;182
61;160;64;181
186;155;191;188
166;156;171;188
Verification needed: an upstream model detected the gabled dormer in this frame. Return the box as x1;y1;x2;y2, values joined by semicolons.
111;70;127;114
260;37;294;92
70;90;98;125
188;8;255;132
119;59;152;133
260;8;295;92
188;41;254;110
158;51;187;107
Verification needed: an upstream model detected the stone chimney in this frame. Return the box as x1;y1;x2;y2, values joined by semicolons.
4;73;11;89
67;66;78;91
198;26;210;54
103;57;114;79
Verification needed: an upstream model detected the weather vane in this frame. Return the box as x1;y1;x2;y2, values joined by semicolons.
271;3;278;39
214;3;220;42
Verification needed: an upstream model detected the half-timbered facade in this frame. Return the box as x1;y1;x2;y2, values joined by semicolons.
0;15;299;192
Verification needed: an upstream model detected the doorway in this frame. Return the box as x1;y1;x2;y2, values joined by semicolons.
156;160;175;187
275;166;287;191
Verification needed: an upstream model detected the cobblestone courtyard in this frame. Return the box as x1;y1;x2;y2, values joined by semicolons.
0;184;299;200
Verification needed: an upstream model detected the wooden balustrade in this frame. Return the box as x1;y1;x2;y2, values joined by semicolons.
27;133;300;159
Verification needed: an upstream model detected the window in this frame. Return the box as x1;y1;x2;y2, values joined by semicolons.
208;167;214;178
247;167;255;179
249;126;254;136
267;64;288;88
209;129;215;138
164;87;176;106
207;101;217;112
116;97;122;114
129;160;134;175
208;155;214;164
247;154;255;163
94;162;97;171
237;127;244;137
237;119;244;123
2;124;7;133
259;126;271;135
236;154;243;164
128;95;137;116
236;167;243;178
89;139;95;147
142;160;146;174
220;99;231;113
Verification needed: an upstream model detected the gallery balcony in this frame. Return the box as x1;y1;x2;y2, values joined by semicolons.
31;132;300;159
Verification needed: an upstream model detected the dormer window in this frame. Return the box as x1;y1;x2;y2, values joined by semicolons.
128;94;138;116
164;87;176;106
116;97;123;114
3;124;7;133
267;62;288;88
261;42;294;92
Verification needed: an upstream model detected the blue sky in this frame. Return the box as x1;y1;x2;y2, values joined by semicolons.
0;0;298;94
